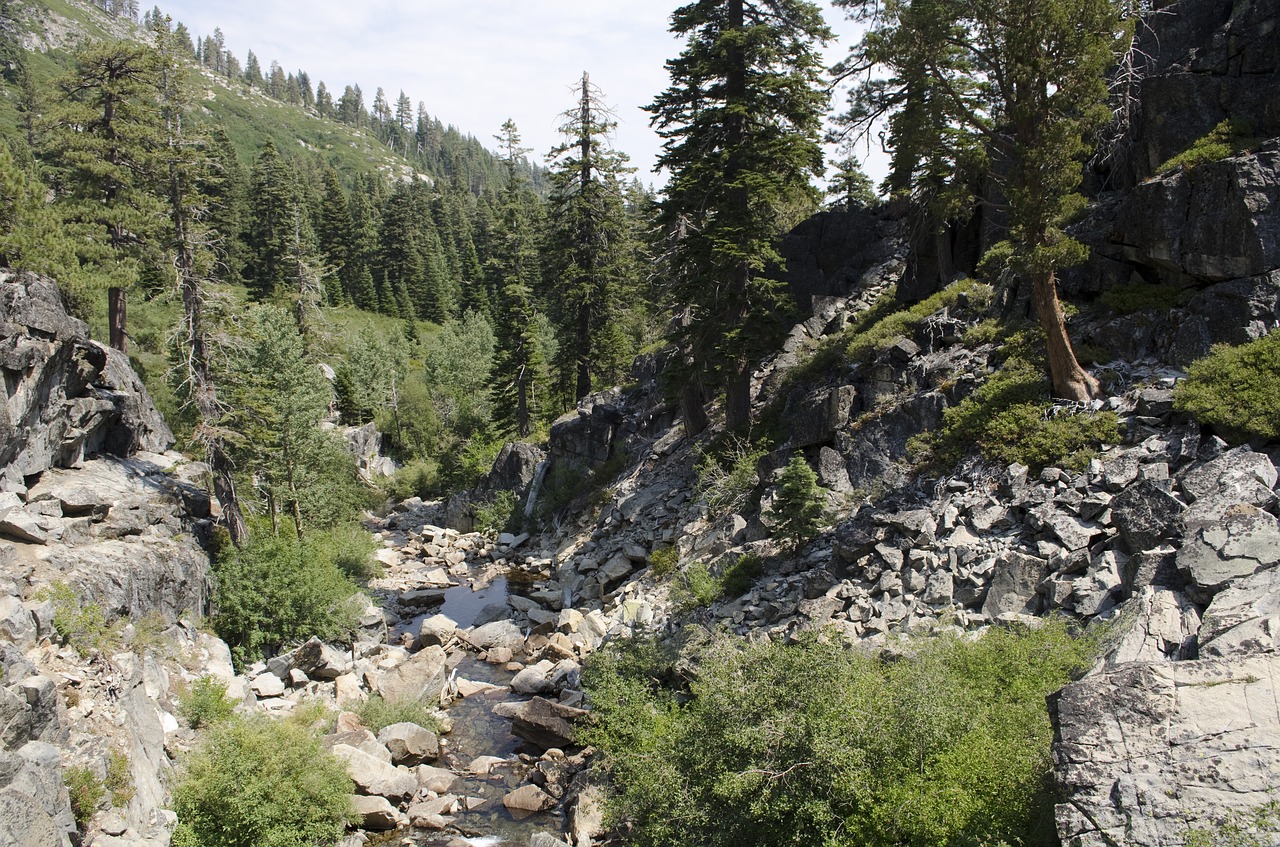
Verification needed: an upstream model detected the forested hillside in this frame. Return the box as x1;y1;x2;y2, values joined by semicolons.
0;0;663;546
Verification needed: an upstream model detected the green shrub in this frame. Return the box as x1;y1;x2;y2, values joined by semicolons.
670;563;723;612
1174;333;1280;443
1099;281;1191;315
583;621;1097;847
320;523;380;581
178;677;237;729
770;457;828;553
386;458;440;501
36;583;113;655
648;547;678;578
845;278;992;364
924;333;1122;471
105;751;133;807
695;436;767;516
473;489;520;534
1157;119;1262;174
720;553;764;597
65;766;104;830
349;694;442;734
172;716;355;847
211;529;363;670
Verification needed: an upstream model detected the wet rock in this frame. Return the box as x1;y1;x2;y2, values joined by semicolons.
503;784;556;815
465;620;525;654
497;697;587;751
377;722;439;766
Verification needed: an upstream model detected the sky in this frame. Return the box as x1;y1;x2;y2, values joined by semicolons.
154;1;884;189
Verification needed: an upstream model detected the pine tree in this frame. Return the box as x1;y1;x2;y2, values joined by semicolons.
315;168;351;304
42;39;165;344
835;0;1133;400
648;0;831;433
243;50;261;89
314;81;333;118
487;119;544;438
204;128;249;282
151;15;247;544
771;456;827;554
544;72;638;402
245;139;297;299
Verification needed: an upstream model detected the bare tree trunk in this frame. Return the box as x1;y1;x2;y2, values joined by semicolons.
108;287;127;352
681;371;709;438
1033;269;1098;401
724;359;752;433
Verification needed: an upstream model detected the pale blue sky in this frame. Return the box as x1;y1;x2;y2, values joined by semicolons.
154;1;884;188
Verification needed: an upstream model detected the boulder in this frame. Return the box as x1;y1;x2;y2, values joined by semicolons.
498;697;586;751
980;552;1045;618
1108;479;1185;555
414;764;457;794
291;637;349;680
1051;654;1280;847
465;620;525;654
417;613;458;648
0;742;76;847
1177;504;1280;600
1179;447;1278;507
1198;567;1280;658
331;744;417;801
502;784;556;815
510;660;557;696
377;722;439;766
371;645;448;705
0;597;34;648
350;794;402;830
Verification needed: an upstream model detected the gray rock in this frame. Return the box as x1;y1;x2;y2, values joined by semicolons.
1109;479;1185;554
1051;654;1280;847
511;660;558;696
350;794;403;830
0;741;76;847
331;744;417;801
377;722;439;766
503;784;555;815
292;637;349;680
980;552;1045;618
371;645;449;705
787;385;857;449
1177;504;1280;600
465;620;524;653
0;675;61;750
0;597;34;648
1179;447;1278;507
501;697;587;751
1198;567;1280;658
417;613;458;648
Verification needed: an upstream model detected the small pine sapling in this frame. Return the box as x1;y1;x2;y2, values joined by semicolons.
772;456;827;554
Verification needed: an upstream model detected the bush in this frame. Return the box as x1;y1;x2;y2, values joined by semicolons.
923;332;1122;471
695;436;767;516
669;562;723;612
648;547;678;578
349;694;442;734
37;583;112;655
720;553;763;597
385;458;440;501
321;523;380;581
211;529;363;670
65;766;104;830
178;677;237;729
105;751;133;807
770;457;828;553
844;278;992;364
1099;281;1191;316
1157;118;1262;174
473;489;520;534
583;621;1097;847
1174;333;1280;443
172;716;355;847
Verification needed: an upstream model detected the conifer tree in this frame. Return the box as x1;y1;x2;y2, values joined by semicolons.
204;128;249;282
487;119;544;438
545;72;638;402
245;139;298;299
151;14;247;544
835;0;1134;400
42;39;165;346
315;168;351;304
648;0;831;433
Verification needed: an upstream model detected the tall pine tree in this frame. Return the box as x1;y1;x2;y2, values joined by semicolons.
648;0;831;433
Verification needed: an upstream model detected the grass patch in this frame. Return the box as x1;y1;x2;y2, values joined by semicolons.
844;279;991;364
349;694;442;734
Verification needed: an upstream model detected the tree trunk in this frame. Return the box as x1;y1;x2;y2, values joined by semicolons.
108;287;127;352
1033;269;1098;401
575;302;591;401
724;359;753;433
681;366;709;438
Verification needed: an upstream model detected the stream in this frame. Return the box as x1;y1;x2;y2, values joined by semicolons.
373;568;576;847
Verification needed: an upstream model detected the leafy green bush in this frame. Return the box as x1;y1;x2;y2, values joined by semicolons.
1099;281;1191;315
36;583;112;655
172;716;354;847
211;529;363;670
770;457;828;553
105;752;133;807
1157;119;1262;174
922;333;1121;471
178;677;237;729
1174;333;1280;443
321;523;380;581
720;553;764;597
583;622;1097;847
473;489;520;534
65;766;104;830
386;458;440;501
349;694;442;734
669;562;724;612
648;547;678;578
